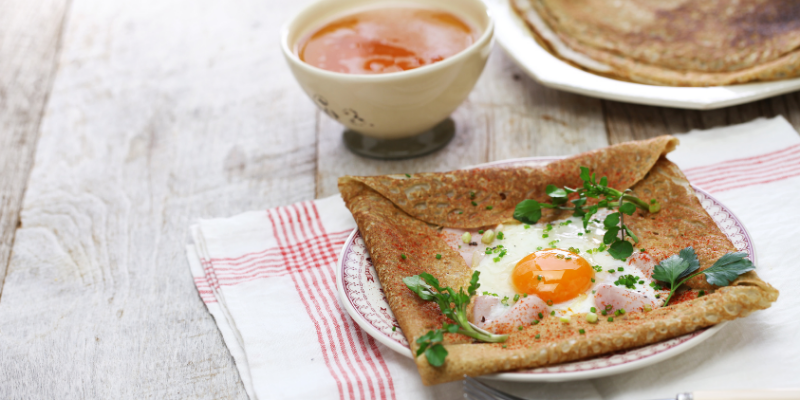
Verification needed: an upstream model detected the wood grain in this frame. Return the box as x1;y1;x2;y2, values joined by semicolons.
0;0;319;397
2;0;799;397
604;92;800;144
0;0;70;297
315;49;608;198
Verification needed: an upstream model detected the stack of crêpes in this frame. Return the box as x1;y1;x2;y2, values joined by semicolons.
511;0;800;86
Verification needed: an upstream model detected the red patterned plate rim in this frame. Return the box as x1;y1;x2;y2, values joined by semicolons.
335;157;755;382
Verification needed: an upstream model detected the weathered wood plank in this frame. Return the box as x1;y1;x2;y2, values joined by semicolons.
0;0;70;296
315;49;608;198
0;0;318;398
604;92;800;144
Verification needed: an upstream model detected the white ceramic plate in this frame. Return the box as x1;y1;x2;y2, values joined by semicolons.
489;0;800;110
335;157;755;382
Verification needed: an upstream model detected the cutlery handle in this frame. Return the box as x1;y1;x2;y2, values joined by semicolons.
694;390;800;400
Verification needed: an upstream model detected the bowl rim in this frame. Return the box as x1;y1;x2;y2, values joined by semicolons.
280;0;495;82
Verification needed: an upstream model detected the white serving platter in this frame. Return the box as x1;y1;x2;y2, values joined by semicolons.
490;0;800;110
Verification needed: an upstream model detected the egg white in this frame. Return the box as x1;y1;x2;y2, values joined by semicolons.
473;212;658;316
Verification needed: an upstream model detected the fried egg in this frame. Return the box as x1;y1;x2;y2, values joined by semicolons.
440;212;667;333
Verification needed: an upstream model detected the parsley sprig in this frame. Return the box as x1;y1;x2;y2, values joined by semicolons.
653;246;755;306
513;166;659;261
403;271;508;366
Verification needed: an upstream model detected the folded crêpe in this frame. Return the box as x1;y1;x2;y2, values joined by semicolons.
511;0;800;86
338;137;778;385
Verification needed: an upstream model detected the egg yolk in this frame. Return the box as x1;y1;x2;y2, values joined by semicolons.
511;249;594;304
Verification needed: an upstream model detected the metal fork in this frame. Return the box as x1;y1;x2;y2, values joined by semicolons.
463;376;526;400
463;376;800;400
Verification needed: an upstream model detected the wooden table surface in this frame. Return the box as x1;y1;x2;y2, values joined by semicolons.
1;0;799;398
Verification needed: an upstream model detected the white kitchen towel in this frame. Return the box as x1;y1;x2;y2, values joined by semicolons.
188;116;800;400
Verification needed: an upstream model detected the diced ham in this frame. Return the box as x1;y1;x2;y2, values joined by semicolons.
595;284;661;313
627;252;657;278
471;295;502;328
472;295;549;334
438;228;489;267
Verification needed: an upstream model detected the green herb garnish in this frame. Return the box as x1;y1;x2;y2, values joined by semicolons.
513;166;659;261
403;271;508;366
652;246;755;306
614;274;639;290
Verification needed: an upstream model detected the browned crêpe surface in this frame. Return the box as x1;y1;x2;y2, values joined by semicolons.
343;135;676;229
338;138;778;385
512;0;800;86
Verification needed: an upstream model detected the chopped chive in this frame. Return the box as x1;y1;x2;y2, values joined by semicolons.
698;290;705;297
401;254;407;260
514;294;520;302
405;173;411;178
478;230;484;234
502;345;507;348
518;326;523;331
547;300;554;306
470;191;476;199
542;234;549;238
435;254;442;259
537;275;542;281
578;232;583;236
591;278;595;283
607;317;614;322
524;225;530;229
496;232;504;240
471;201;477;206
579;329;585;335
486;205;493;210
601;310;607;316
590;307;596;313
392;326;396;331
618;267;624;272
532;320;539;325
523;293;528;298
535;334;540;339
538;312;543;319
550;310;555;316
640;248;646;252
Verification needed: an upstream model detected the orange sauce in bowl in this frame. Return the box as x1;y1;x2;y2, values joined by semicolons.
297;7;478;74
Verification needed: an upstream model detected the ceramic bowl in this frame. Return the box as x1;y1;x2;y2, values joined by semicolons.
281;0;494;139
